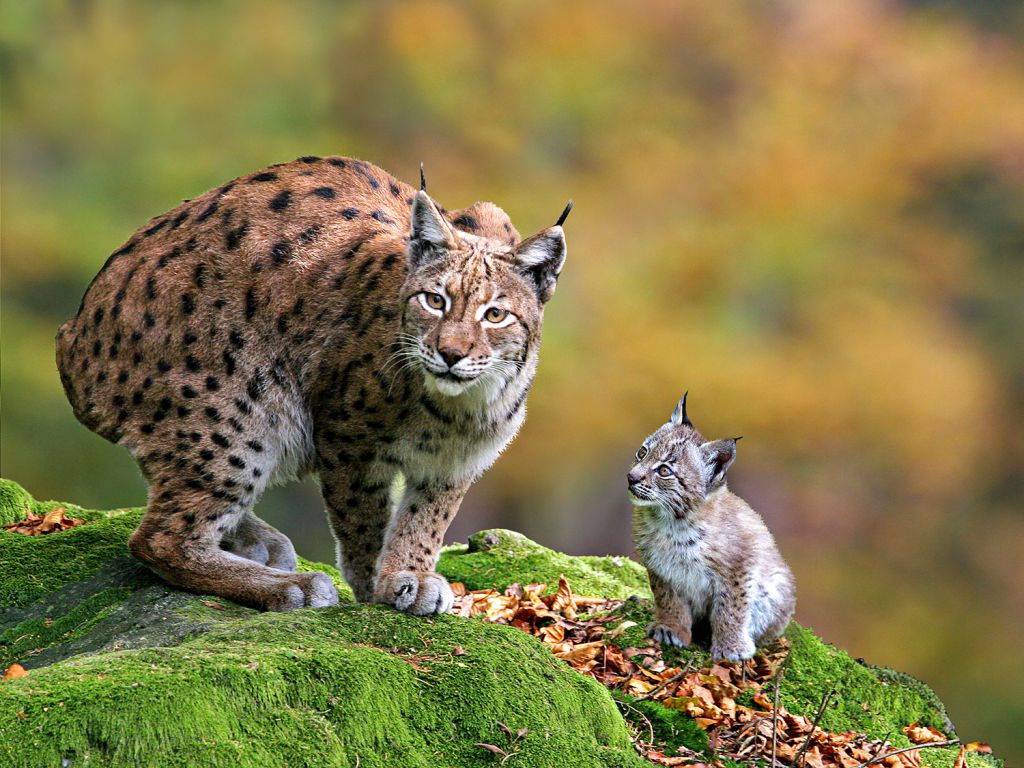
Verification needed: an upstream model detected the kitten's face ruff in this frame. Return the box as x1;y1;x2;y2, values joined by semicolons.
627;423;709;518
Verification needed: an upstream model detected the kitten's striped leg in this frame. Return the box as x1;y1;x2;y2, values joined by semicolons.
647;570;693;647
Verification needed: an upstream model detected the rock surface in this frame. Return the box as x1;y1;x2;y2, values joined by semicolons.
0;480;999;768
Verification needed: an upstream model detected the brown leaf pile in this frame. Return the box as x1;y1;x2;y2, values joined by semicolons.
2;507;86;536
450;576;958;768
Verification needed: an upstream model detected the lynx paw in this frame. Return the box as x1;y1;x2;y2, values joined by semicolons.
264;572;340;612
647;623;690;648
376;570;454;615
710;635;756;661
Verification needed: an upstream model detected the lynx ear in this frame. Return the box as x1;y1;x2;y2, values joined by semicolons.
670;391;692;427
409;190;456;270
701;438;737;491
513;225;566;303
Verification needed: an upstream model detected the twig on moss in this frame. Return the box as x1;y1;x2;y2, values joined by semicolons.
867;732;892;766
615;698;655;745
635;659;694;702
770;656;787;768
853;739;960;768
793;683;836;767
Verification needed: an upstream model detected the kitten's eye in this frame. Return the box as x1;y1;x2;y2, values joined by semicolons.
656;465;673;478
483;307;509;324
636;446;648;461
423;292;446;311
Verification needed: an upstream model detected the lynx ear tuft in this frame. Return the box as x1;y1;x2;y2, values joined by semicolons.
419;162;427;193
513;226;566;303
701;438;737;491
555;199;573;227
409;190;455;269
670;391;692;427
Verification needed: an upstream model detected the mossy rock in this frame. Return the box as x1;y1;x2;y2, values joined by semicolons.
438;529;652;600
0;480;1001;768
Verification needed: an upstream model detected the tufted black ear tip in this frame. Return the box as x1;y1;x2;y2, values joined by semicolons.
419;162;426;193
555;199;573;227
671;391;692;427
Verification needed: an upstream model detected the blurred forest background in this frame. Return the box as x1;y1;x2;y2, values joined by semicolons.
2;0;1022;761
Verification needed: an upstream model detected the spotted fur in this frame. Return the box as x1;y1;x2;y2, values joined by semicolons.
628;394;795;660
56;156;568;614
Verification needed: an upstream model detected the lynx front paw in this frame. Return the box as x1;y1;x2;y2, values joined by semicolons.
647;622;690;648
710;635;756;661
264;572;340;612
376;570;455;615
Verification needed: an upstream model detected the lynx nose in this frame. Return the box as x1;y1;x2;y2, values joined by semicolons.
627;469;645;486
438;347;465;369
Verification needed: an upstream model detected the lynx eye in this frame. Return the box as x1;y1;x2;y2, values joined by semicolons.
483;307;509;324
422;292;446;311
636;446;648;461
656;465;673;478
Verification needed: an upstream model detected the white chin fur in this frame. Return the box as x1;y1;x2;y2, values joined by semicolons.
429;375;475;397
628;491;659;507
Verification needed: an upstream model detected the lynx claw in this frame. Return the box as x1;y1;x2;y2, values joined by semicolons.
647;623;689;648
377;570;454;615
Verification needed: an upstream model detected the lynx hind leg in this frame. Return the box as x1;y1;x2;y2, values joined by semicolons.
320;463;395;603
709;582;756;661
130;478;337;612
751;574;796;646
221;512;298;572
645;571;693;648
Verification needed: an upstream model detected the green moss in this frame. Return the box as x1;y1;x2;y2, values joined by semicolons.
0;605;646;768
0;480;1002;768
0;479;34;526
438;529;651;600
0;509;143;608
0;587;131;667
780;623;947;739
0;478;120;525
613;692;708;756
778;624;1001;768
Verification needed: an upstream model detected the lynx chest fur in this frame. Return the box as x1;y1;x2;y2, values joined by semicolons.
57;156;570;615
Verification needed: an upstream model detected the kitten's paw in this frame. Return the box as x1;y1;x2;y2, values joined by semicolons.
710;636;756;661
376;570;455;615
647;623;690;648
264;572;340;612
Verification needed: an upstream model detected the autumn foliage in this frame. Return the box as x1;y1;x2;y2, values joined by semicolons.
452;576;982;767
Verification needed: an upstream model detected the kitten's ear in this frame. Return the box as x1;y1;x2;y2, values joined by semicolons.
701;438;737;491
513;202;571;303
670;391;692;427
409;190;456;270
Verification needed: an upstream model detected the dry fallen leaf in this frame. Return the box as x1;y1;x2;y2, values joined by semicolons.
2;664;29;680
3;507;86;536
904;723;947;745
474;743;510;758
965;742;992;754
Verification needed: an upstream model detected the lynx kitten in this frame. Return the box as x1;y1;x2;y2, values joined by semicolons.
628;393;795;660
